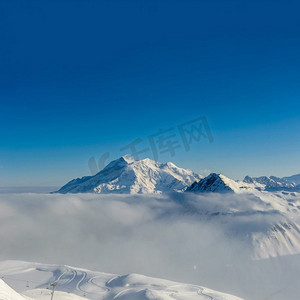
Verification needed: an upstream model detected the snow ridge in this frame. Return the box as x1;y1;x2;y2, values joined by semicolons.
186;173;257;193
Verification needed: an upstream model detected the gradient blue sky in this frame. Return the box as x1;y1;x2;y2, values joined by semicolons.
0;0;300;188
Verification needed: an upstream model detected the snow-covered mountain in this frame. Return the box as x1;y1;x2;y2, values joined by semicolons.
186;172;300;194
243;175;297;190
57;155;300;195
0;260;243;300
186;173;260;193
283;173;300;185
56;155;202;194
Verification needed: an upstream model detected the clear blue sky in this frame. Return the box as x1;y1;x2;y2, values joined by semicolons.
0;0;300;188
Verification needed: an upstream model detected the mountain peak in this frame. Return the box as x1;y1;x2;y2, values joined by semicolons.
186;173;259;193
187;173;237;193
243;175;254;183
56;156;202;194
121;154;136;164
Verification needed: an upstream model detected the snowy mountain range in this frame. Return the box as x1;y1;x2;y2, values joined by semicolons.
188;173;300;194
243;175;300;191
283;173;300;185
0;260;243;300
57;155;300;195
56;155;202;194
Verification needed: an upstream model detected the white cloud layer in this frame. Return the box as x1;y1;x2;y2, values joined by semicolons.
0;192;300;300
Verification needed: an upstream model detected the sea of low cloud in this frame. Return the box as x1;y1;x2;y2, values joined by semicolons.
0;192;300;300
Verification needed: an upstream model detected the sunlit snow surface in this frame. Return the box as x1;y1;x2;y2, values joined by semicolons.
0;261;243;300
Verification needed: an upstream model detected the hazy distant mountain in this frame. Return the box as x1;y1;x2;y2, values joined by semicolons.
56;155;202;194
243;175;299;191
243;175;296;188
283;174;300;185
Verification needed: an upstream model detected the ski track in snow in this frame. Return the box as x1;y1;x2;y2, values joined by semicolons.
75;271;87;293
0;261;242;300
168;285;214;300
89;277;109;293
197;288;214;300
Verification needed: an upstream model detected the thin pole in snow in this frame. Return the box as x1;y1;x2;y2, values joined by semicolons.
50;282;57;300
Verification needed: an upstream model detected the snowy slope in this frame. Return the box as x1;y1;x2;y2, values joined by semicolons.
0;280;85;300
0;261;243;300
56;155;202;194
0;279;30;300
